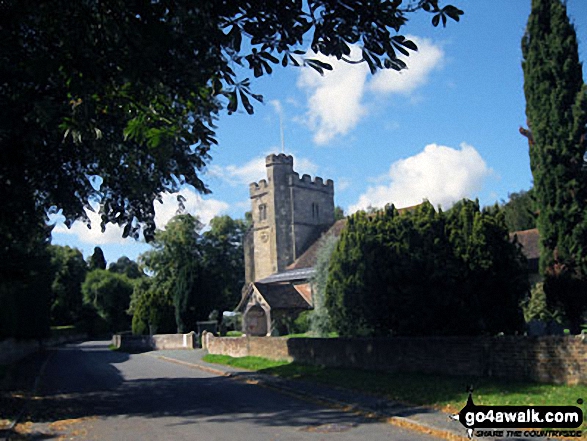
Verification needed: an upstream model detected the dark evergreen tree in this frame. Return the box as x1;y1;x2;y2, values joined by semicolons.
129;278;176;335
325;212;372;336
309;234;339;336
446;200;528;335
0;219;52;339
325;200;528;337
503;189;537;232
522;0;587;333
88;247;107;271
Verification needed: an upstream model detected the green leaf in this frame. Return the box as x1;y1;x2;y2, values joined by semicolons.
239;90;254;115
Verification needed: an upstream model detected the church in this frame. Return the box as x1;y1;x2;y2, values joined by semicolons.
236;153;541;336
236;153;337;336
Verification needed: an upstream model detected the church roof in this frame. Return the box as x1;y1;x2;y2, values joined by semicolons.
254;282;313;310
288;215;541;272
257;267;316;283
511;228;540;260
287;205;421;270
287;219;346;270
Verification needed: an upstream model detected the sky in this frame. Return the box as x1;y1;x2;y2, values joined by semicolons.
51;1;587;265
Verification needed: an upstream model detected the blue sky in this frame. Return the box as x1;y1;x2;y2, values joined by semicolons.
51;1;587;265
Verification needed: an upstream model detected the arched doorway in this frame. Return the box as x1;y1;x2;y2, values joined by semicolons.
244;305;269;336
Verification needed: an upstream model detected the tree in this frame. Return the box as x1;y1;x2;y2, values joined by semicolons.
521;0;587;333
325;200;527;337
201;215;248;313
309;234;339;336
0;219;52;339
446;200;528;335
1;0;462;337
137;213;249;333
0;0;462;243
49;245;88;326
140;214;207;332
129;278;175;335
108;256;144;279
82;269;134;332
88;247;107;271
334;206;346;221
503;189;537;232
325;211;373;336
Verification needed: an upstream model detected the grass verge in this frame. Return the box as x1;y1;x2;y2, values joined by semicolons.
202;354;290;371
203;354;587;430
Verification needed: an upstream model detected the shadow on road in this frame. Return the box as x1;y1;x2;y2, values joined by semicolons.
28;374;377;429
12;340;391;433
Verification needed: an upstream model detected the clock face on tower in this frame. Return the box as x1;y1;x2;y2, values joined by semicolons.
260;232;269;243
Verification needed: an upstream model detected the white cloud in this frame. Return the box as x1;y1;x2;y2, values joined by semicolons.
369;36;444;95
297;38;444;145
52;210;132;245
210;154;319;186
270;99;283;115
153;188;229;229
349;143;493;213
297;46;370;145
336;177;352;192
51;188;229;244
208;156;267;187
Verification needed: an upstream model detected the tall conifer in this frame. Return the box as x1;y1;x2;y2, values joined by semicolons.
521;0;587;333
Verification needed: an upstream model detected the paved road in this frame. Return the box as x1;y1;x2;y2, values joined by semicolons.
22;341;441;440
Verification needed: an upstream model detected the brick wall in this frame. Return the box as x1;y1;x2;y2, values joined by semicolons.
204;334;587;384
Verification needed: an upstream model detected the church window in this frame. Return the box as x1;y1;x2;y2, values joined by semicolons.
259;204;267;221
312;203;320;220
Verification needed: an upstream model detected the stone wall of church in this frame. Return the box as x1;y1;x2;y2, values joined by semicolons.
247;154;334;281
290;173;334;258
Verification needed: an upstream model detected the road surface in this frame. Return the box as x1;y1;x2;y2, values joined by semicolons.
20;341;441;440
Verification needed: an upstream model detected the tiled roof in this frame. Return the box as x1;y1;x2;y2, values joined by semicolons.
289;221;541;272
511;228;540;260
287;219;346;270
287;205;421;270
257;267;316;283
254;282;312;310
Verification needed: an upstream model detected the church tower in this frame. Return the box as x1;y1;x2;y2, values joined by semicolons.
245;154;335;282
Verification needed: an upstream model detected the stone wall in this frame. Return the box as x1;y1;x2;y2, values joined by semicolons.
112;332;197;351
203;332;292;361
204;334;587;384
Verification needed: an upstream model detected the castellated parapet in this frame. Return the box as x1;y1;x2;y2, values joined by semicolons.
249;179;269;197
244;153;335;283
289;173;334;194
266;153;294;167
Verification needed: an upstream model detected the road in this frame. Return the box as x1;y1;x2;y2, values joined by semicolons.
20;341;441;440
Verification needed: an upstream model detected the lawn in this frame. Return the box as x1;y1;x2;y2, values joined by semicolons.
203;354;587;430
203;354;290;370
